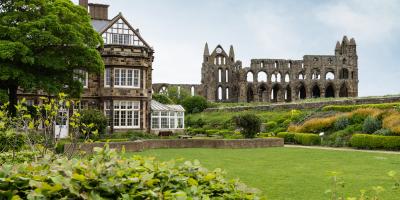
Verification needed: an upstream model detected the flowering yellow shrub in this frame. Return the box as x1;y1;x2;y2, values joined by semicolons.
382;112;400;134
295;116;337;133
351;108;383;118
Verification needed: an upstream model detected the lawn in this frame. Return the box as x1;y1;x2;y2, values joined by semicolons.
130;147;400;200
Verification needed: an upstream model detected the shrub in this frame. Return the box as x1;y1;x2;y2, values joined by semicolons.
233;114;261;138
296;116;337;133
350;134;400;150
265;121;278;131
277;132;295;143
334;116;349;131
373;128;393;136
185;128;206;135
0;151;38;164
0;130;26;152
152;93;173;104
181;96;208;114
382;112;400;134
322;103;400;112
294;133;320;146
362;116;381;134
0;146;261;199
80;109;108;135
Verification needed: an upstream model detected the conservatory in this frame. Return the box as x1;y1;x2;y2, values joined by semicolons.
151;100;185;133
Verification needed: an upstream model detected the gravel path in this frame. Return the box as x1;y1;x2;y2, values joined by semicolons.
285;145;400;154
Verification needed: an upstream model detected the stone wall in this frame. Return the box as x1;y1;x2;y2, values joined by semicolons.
64;138;284;153
205;96;400;112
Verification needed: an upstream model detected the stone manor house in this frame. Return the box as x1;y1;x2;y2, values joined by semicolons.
18;1;185;134
153;37;359;103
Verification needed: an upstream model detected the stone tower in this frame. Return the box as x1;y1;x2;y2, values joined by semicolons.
201;44;241;102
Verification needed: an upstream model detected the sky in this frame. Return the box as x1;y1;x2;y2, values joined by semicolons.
72;0;400;97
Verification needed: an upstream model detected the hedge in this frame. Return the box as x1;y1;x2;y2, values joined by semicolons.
0;146;261;199
350;134;400;150
277;132;320;146
322;102;400;112
277;132;295;144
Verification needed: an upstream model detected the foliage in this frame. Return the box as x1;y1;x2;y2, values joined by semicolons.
322;103;400;112
291;116;337;133
265;121;277;131
334;116;349;131
276;132;295;143
0;0;104;115
0;146;261;199
0;89;7;104
0;129;25;152
362;116;381;134
373;128;393;136
152;93;173;104
167;86;190;104
382;111;400;134
350;134;400;150
0;150;38;164
80;109;108;136
182;95;209;114
233;114;262;138
293;133;321;146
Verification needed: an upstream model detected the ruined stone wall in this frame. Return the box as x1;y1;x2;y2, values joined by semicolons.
153;36;359;104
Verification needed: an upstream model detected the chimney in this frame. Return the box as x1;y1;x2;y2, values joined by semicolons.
88;3;109;20
79;0;88;11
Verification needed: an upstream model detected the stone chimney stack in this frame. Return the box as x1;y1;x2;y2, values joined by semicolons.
88;3;109;20
79;0;88;10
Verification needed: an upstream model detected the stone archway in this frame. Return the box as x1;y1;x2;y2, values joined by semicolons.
312;85;321;98
298;84;306;99
247;85;254;102
285;85;292;102
339;84;349;97
271;84;280;103
258;84;268;102
325;84;335;98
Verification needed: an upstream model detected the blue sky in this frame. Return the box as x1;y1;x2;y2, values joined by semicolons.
72;0;400;96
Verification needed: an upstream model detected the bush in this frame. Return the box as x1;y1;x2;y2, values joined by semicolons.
185;128;206;135
152;93;173;104
233;114;261;138
294;133;320;146
277;132;295;143
0;150;38;164
334;116;349;131
295;116;337;133
181;96;208;114
382;112;400;134
0;146;261;199
362;116;381;134
0;130;26;152
80;109;108;136
265;121;278;131
350;134;400;150
373;128;393;136
323;103;400;112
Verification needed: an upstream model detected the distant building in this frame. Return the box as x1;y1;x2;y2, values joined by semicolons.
154;37;359;103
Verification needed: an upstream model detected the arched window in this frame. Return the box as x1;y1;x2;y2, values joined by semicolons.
339;84;348;97
225;69;229;82
258;84;268;102
342;58;346;65
271;74;277;82
218;87;223;100
274;61;278;68
271;85;279;102
326;72;335;80
218;69;222;82
226;88;229;100
339;68;349;79
301;63;304;68
285;73;290;82
257;71;267;82
246;72;254;82
191;86;195;96
298;84;306;99
160;86;168;94
214;58;217;65
298;73;304;80
312;69;320;80
277;73;282;82
312;85;321;98
285;86;292;102
288;61;292;68
325;85;335;98
260;62;264;68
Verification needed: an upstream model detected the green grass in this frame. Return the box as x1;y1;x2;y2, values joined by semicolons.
129;147;400;200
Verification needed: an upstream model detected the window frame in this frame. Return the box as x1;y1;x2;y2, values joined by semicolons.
113;68;140;88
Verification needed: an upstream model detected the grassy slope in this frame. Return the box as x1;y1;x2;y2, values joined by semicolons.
131;147;400;200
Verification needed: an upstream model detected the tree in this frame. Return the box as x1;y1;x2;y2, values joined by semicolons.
167;86;190;104
233;113;261;138
0;0;104;115
152;93;173;104
181;96;208;114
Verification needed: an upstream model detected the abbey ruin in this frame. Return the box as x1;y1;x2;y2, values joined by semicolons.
153;36;358;103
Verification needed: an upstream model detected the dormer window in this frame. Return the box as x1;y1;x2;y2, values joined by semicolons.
102;19;144;46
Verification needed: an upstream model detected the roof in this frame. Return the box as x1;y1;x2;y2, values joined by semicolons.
91;19;111;32
151;100;185;112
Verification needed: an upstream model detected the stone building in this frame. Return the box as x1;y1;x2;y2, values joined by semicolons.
19;1;155;133
153;36;358;103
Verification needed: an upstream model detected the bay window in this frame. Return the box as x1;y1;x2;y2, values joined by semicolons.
114;68;140;88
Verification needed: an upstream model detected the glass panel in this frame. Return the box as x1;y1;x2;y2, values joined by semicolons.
114;69;120;85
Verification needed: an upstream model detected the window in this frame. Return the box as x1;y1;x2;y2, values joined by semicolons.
102;19;144;46
177;112;184;128
114;68;140;88
225;69;229;82
151;111;160;129
105;101;140;128
151;111;184;130
161;111;169;129
218;69;222;82
74;69;88;88
226;88;229;100
105;68;111;87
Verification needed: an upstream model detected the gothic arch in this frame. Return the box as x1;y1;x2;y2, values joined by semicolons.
339;68;349;79
271;84;281;102
257;71;268;82
298;83;306;99
246;71;254;82
325;71;335;80
258;84;268;102
312;85;321;98
285;85;292;102
325;84;335;98
247;85;254;103
339;84;349;97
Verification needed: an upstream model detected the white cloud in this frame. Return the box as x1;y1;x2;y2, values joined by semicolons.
314;0;400;44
